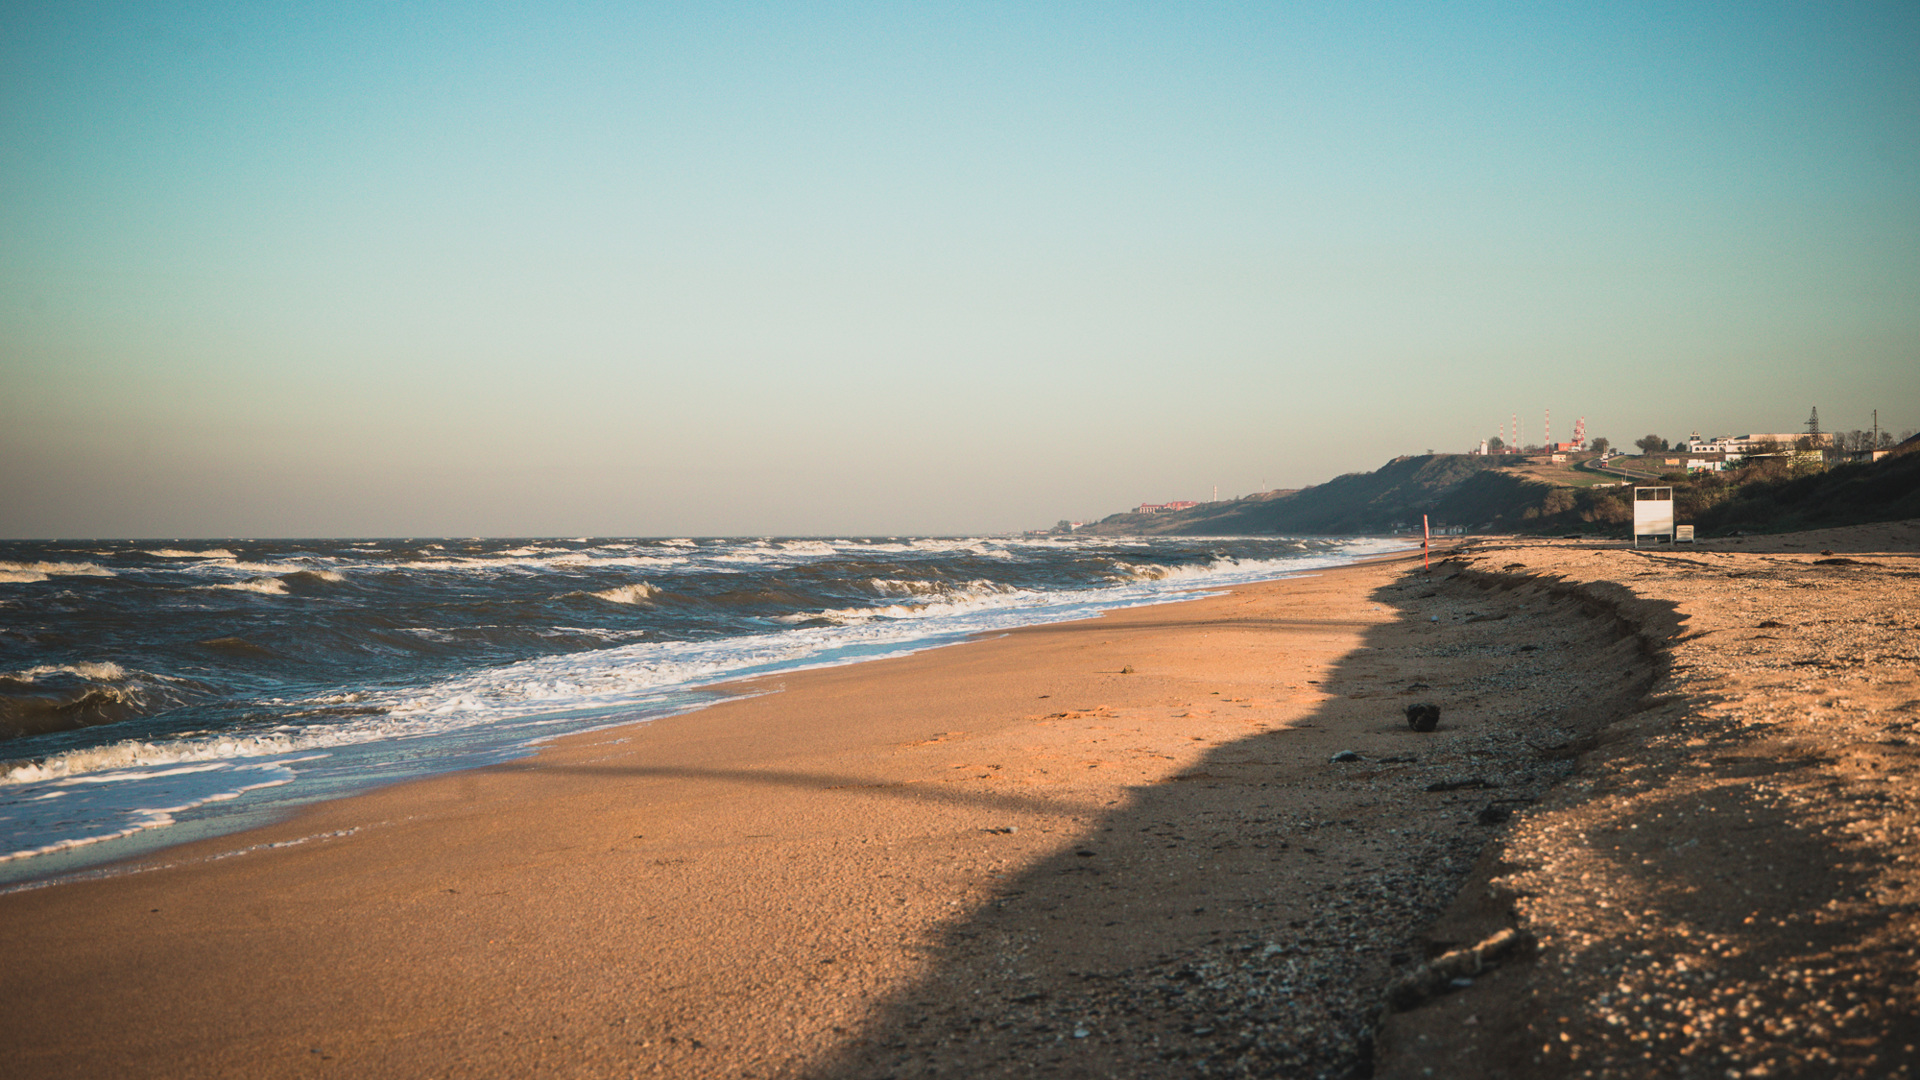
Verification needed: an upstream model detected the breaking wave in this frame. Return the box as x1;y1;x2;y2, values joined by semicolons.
0;560;116;583
587;582;660;605
205;577;289;595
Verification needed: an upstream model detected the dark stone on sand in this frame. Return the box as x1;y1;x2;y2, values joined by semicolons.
1426;778;1496;792
1476;805;1513;825
1330;750;1363;763
1405;703;1440;732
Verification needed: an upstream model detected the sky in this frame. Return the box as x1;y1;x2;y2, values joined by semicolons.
3;2;1916;538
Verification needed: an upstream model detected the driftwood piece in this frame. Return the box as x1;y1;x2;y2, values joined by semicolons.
1385;928;1529;1012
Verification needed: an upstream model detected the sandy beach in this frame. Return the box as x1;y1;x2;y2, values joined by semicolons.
3;527;1916;1078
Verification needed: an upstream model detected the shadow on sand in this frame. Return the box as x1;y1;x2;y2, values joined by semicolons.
713;553;1672;1079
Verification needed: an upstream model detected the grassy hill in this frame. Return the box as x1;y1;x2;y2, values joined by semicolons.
1071;441;1920;537
1077;454;1538;536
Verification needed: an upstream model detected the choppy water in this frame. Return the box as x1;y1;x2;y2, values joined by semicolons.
0;534;1406;884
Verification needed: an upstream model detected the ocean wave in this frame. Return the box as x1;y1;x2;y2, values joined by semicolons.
3;733;310;786
812;581;1027;624
204;577;288;595
0;560;115;582
866;577;951;597
398;554;687;573
226;561;324;575
587;582;659;605
144;548;238;559
0;664;197;740
7;662;132;683
197;636;279;658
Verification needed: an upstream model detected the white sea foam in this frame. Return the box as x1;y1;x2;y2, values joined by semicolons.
399;553;687;573
145;548;239;559
226;561;322;575
813;581;1027;624
8;662;131;683
867;577;950;597
3;735;305;784
0;758;308;863
205;577;289;595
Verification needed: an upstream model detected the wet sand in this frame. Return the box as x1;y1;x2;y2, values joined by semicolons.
3;525;1914;1078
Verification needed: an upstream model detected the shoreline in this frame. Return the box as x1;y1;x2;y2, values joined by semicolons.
3;526;1910;1077
0;538;1417;888
5;546;1501;1078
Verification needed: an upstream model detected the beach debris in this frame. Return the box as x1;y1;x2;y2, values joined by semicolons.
984;826;1018;834
1405;702;1441;731
1385;927;1529;1011
1330;750;1363;763
1120;665;1134;674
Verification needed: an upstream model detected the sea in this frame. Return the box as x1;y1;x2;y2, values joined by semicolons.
0;534;1408;887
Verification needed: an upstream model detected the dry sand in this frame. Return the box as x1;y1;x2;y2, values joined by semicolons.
1376;521;1920;1079
2;525;1914;1079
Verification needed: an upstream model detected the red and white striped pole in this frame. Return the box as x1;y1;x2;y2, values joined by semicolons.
1423;514;1431;572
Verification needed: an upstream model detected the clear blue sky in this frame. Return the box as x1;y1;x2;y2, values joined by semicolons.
4;2;1916;537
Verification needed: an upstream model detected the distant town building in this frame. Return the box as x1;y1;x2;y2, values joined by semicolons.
1662;452;1730;472
1679;432;1832;458
1135;501;1200;514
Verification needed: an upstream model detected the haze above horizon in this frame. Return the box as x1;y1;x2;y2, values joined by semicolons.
4;3;1916;538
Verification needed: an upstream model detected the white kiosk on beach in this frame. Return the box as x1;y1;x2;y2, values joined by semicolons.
1633;486;1675;547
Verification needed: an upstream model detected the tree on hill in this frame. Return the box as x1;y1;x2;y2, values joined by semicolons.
1634;434;1666;455
1486;435;1506;454
1588;437;1610;456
